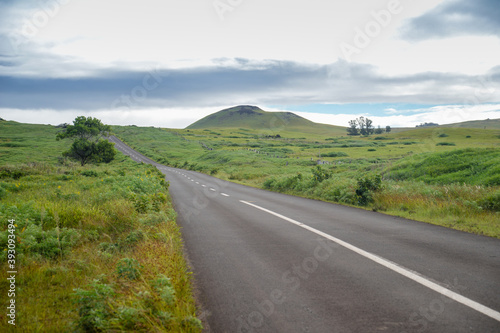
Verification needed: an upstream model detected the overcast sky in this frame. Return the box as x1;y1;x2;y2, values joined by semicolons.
1;0;499;128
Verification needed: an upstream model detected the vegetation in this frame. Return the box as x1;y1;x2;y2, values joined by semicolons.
347;116;390;136
112;124;500;238
56;116;116;166
0;121;201;332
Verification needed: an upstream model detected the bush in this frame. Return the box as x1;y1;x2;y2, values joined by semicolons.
312;166;331;183
322;151;348;157
355;174;382;206
477;192;500;212
0;223;81;260
116;258;142;280
436;142;456;146
81;170;99;177
74;280;115;332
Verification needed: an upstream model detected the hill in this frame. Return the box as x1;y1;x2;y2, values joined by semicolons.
440;118;500;130
186;105;346;135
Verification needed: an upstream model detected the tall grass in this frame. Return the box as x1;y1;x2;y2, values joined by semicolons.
0;155;201;332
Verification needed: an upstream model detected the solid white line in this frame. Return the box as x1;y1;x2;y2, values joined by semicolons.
221;193;230;197
239;200;500;322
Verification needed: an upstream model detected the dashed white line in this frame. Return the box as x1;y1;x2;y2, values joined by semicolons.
210;188;216;192
221;193;230;197
239;200;500;323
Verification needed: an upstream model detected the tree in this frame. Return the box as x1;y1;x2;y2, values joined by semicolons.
57;116;115;166
347;116;375;136
347;119;360;135
385;125;391;133
375;125;384;134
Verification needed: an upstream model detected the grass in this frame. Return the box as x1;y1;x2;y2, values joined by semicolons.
112;125;500;238
0;121;201;332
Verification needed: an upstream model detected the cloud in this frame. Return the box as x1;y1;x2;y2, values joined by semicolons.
1;58;499;113
295;103;500;128
401;0;500;41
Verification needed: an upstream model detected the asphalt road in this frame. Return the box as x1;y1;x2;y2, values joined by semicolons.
109;136;500;333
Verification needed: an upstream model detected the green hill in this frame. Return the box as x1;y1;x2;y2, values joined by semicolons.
440;118;500;130
186;105;346;135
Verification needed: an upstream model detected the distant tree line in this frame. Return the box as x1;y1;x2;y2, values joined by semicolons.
416;122;439;127
347;116;391;136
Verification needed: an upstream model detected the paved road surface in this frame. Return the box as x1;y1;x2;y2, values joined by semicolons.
109;136;500;333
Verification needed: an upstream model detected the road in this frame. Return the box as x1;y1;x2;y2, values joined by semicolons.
109;136;500;332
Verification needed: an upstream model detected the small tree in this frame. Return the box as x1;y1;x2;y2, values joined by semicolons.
375;125;384;134
57;116;115;166
347;120;360;135
385;125;391;133
348;116;375;136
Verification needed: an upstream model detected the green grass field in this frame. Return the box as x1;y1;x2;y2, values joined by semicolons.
112;124;500;238
0;121;201;332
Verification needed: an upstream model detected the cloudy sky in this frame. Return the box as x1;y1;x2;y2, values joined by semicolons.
1;0;499;128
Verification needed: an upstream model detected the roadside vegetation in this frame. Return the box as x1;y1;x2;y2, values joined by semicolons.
0;120;201;332
112;124;500;238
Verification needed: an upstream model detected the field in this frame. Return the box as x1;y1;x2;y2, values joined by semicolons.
112;124;500;238
0;121;201;332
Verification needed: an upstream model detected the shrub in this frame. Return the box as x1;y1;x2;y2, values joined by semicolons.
438;133;449;137
73;280;115;332
152;274;176;306
436;142;456;146
116;258;142;280
477;192;500;212
322;151;348;157
312;166;331;183
355;174;382;206
81;170;99;177
0;224;81;260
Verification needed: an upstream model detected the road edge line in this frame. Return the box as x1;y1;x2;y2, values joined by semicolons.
239;200;500;322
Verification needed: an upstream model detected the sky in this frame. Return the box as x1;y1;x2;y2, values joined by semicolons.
1;0;500;128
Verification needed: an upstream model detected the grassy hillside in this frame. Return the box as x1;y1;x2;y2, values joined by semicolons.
0;121;201;332
186;105;346;136
441;118;500;130
0;120;67;164
112;124;500;238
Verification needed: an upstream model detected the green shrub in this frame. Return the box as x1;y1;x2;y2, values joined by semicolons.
312;166;331;183
152;274;176;306
116;306;145;329
81;170;99;177
322;151;348;157
477;192;500;212
438;133;449;137
116;258;142;280
0;223;81;260
355;174;382;206
436;142;455;146
73;280;115;332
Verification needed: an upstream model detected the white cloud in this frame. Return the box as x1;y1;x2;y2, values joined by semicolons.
295;104;500;127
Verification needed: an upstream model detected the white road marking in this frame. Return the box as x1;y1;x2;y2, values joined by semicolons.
221;193;230;197
196;182;200;184
202;185;207;187
210;188;216;192
239;200;500;323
